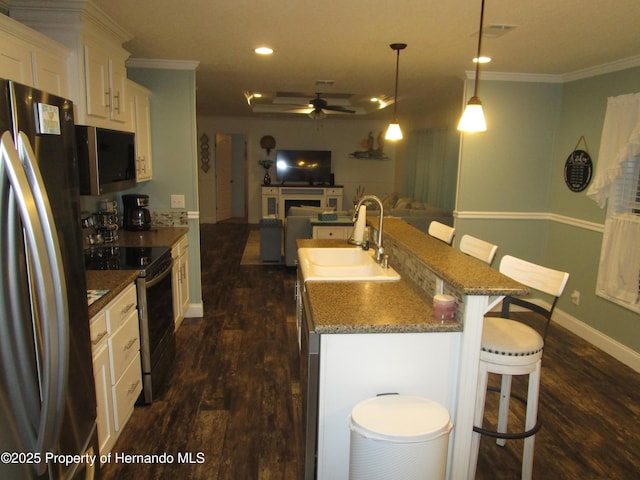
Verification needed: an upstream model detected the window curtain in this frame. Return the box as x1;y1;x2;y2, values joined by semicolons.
588;92;640;310
402;127;453;210
587;92;640;207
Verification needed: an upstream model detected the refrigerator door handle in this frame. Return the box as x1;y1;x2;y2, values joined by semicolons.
16;132;70;469
0;131;65;476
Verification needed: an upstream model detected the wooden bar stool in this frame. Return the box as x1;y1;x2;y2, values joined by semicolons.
470;255;569;480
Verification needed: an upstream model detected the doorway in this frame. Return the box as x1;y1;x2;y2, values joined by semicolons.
198;133;247;223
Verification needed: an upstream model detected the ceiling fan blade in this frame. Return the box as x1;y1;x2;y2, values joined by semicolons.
323;105;356;114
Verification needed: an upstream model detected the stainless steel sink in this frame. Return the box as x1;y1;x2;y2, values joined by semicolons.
297;247;401;282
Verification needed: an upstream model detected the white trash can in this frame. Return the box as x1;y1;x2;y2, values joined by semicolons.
348;395;452;480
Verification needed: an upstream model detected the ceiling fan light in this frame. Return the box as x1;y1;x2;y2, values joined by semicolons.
457;97;487;132
308;110;326;120
385;122;403;141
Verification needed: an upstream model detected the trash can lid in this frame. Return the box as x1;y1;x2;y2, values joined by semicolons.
349;395;452;443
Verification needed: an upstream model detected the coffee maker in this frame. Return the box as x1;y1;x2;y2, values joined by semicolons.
122;194;151;231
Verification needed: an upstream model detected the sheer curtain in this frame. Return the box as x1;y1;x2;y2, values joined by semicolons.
587;92;640;310
402;127;455;210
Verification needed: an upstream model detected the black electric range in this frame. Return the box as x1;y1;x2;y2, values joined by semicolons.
84;244;175;404
84;245;172;276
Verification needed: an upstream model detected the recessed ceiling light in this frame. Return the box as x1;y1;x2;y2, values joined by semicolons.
254;47;273;55
473;56;492;64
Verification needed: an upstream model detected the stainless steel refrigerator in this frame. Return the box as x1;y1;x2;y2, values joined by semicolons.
0;80;99;479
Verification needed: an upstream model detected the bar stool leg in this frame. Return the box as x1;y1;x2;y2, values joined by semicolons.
470;360;490;479
496;374;513;446
521;361;541;480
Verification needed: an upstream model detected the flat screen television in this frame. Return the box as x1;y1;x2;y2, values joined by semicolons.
275;149;332;185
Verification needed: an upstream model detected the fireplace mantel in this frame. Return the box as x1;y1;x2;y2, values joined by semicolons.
261;186;344;218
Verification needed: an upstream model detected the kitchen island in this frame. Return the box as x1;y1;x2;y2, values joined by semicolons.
297;218;528;480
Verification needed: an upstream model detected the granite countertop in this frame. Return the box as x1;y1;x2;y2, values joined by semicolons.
381;218;527;296
297;238;461;334
116;226;189;248
85;227;189;318
87;270;139;318
297;219;528;334
304;280;461;334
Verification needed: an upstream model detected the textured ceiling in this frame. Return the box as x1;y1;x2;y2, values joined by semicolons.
86;0;640;119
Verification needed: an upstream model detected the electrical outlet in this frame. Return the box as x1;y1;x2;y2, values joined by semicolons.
571;290;580;306
170;194;185;209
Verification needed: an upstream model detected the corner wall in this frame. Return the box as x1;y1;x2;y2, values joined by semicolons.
455;66;640;366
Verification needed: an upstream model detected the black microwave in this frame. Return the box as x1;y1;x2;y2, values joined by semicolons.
76;125;136;195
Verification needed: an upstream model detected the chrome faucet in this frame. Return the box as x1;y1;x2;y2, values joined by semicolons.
352;194;386;264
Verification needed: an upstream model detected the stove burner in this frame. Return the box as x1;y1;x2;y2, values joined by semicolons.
84;246;171;272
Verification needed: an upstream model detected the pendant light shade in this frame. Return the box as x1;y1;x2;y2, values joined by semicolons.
458;96;486;133
385;43;407;141
385;122;403;141
458;0;488;133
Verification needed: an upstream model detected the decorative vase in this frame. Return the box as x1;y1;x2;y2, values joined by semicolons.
263;170;271;185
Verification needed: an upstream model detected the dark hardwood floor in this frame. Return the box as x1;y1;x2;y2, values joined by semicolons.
100;222;640;479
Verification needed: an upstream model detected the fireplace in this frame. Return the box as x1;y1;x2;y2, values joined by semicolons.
284;199;321;216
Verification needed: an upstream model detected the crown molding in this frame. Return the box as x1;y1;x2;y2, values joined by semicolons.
465;54;640;85
126;58;200;71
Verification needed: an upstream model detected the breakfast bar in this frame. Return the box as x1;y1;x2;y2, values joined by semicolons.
298;218;528;479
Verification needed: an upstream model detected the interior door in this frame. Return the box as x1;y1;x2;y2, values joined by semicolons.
215;133;233;222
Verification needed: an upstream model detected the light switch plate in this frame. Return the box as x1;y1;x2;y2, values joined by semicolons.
170;194;185;209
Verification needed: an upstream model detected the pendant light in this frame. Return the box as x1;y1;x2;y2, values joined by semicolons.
385;43;407;141
458;0;488;133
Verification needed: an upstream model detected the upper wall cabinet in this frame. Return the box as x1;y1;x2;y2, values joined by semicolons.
10;1;133;130
127;80;153;182
83;33;130;128
0;14;70;97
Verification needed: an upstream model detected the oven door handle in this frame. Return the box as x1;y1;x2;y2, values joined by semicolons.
145;257;174;288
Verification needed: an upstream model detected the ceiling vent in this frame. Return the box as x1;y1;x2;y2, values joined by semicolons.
481;24;517;38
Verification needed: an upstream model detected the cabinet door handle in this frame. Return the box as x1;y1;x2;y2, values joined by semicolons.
91;331;107;345
123;338;137;350
120;302;136;317
113;91;120;114
105;89;111;108
127;380;141;395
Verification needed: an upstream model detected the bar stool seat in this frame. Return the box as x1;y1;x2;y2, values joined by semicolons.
481;317;544;363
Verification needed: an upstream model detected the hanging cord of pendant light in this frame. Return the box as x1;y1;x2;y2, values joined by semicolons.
385;43;407;141
458;0;488;132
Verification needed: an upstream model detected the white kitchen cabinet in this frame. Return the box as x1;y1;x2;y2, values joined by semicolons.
89;283;141;458
82;34;129;127
89;311;114;460
0;14;69;97
11;1;133;129
127;79;153;182
172;234;190;329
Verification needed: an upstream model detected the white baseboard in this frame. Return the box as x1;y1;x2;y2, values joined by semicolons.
552;308;640;373
185;302;203;318
489;301;640;373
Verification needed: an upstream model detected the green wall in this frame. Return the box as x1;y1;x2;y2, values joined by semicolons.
456;67;640;355
126;67;203;309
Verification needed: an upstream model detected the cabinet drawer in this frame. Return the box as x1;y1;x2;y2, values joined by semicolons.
106;283;137;332
173;234;188;258
112;353;142;431
262;186;279;195
109;313;140;383
89;311;108;352
314;226;351;239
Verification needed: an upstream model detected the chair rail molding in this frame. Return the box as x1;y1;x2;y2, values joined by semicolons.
454;210;604;233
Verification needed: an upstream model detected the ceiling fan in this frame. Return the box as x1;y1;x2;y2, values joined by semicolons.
307;93;355;119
